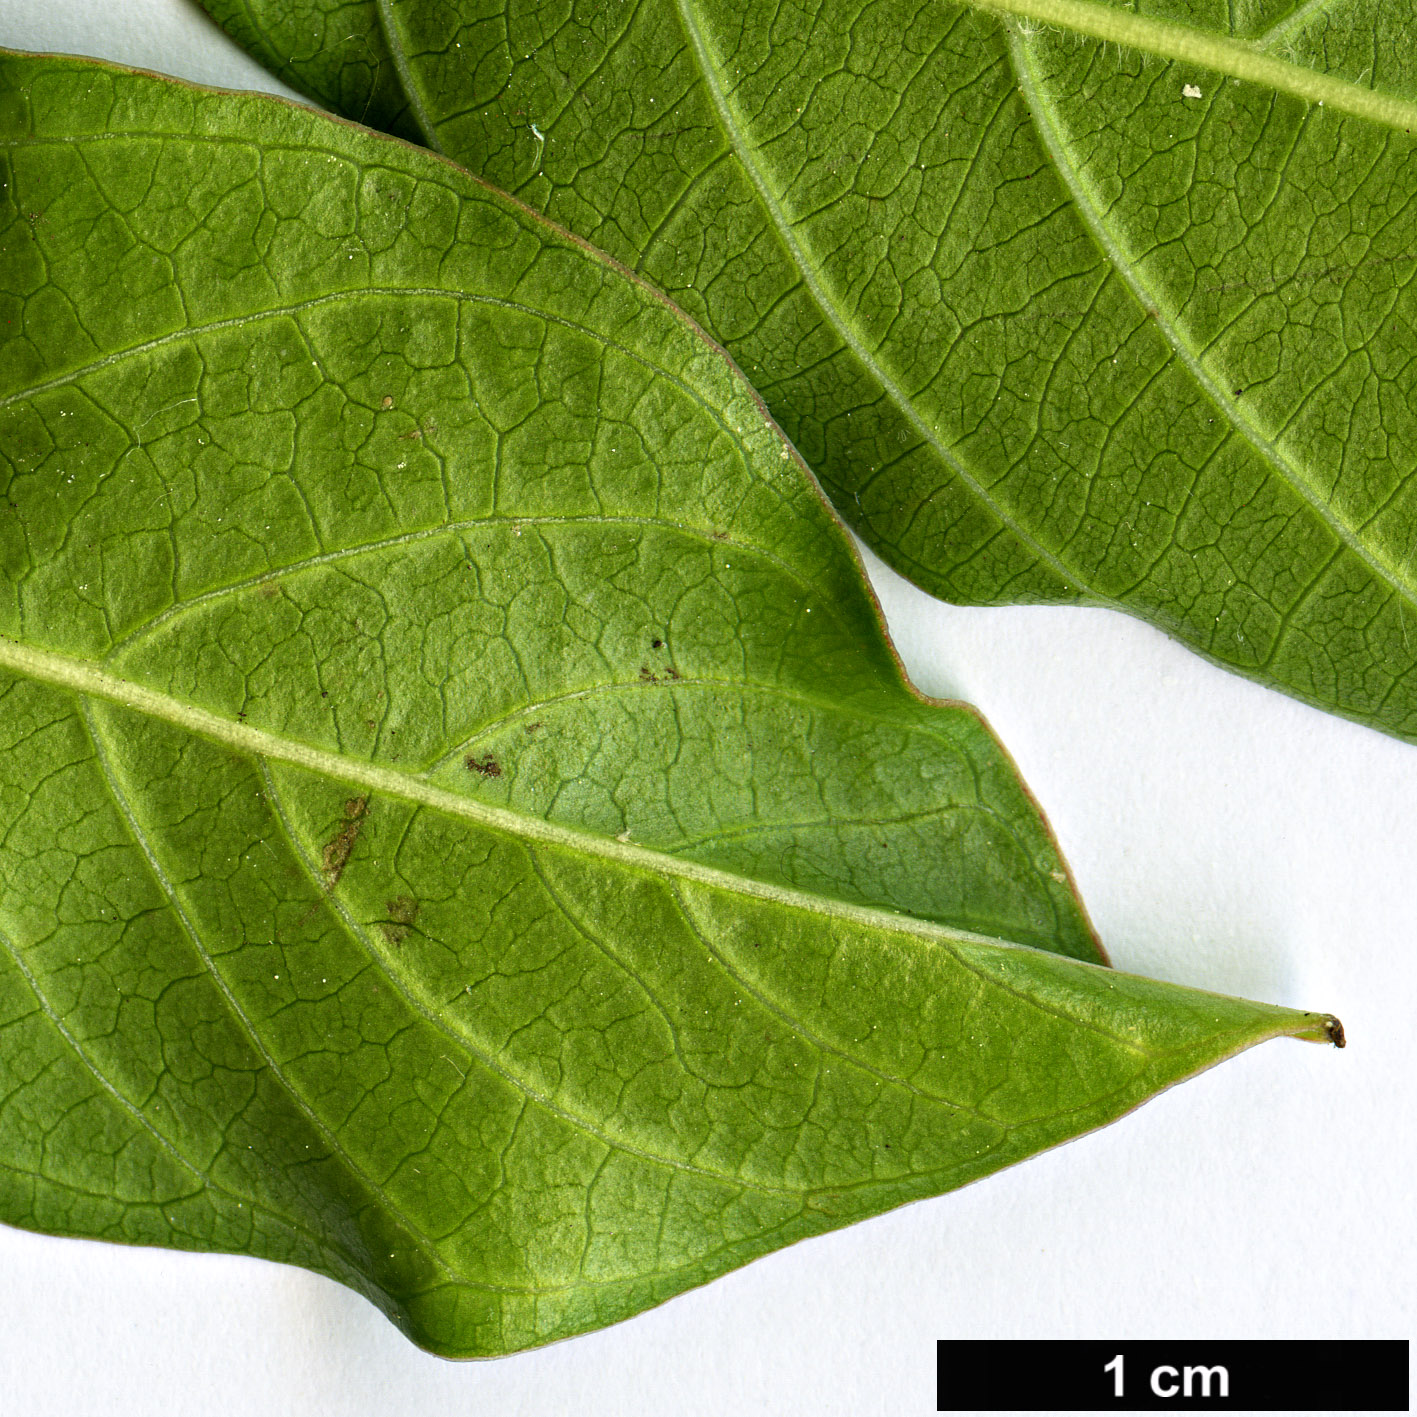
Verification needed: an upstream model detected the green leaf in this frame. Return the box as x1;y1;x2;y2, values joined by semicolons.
206;0;1417;745
0;53;1102;966
0;52;1337;1358
201;0;422;143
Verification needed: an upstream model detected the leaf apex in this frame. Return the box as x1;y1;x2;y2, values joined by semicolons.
1288;1012;1346;1047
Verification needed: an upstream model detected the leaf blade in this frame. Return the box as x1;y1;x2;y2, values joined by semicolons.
2;51;1104;959
0;645;1335;1355
0;51;1337;1357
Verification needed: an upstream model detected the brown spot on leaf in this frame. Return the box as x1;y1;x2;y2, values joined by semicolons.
381;395;394;409
322;796;368;888
465;754;503;778
651;638;664;650
379;895;420;946
258;580;281;600
525;722;543;736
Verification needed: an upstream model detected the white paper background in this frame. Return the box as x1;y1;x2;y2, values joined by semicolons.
0;4;1412;1412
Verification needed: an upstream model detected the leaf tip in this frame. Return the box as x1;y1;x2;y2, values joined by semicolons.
1291;1012;1345;1047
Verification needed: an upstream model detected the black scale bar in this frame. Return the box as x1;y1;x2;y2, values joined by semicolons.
937;1339;1409;1411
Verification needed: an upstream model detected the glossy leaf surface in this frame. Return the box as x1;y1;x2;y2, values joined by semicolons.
0;54;1335;1356
207;0;1417;744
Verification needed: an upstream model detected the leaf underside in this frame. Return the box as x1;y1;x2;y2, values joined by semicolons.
0;54;1335;1358
207;0;1417;745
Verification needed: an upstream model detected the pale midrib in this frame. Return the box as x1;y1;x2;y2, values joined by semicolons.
672;0;1095;605
0;634;1087;966
4;635;1338;1049
1008;32;1417;615
973;0;1417;132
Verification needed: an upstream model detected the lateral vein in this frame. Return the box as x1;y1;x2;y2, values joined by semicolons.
1007;29;1417;613
973;0;1417;133
673;0;1094;604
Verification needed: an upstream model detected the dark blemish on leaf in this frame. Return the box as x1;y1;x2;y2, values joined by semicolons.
1233;388;1245;396
651;638;664;650
258;580;281;600
322;796;368;888
711;530;729;541
465;755;503;778
1326;1015;1346;1048
639;665;659;683
320;690;328;698
379;895;420;946
237;711;247;722
665;666;681;681
525;722;543;736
